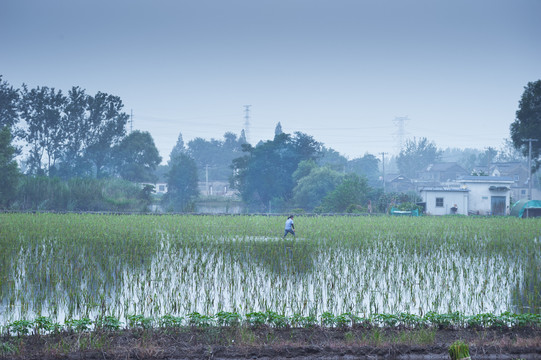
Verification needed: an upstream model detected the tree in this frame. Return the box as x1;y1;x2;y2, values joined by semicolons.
0;126;20;208
0;76;19;129
292;159;318;184
510;79;541;171
320;173;371;213
293;166;343;211
396;137;442;178
56;86;93;178
498;139;525;162
238;129;247;145
83;92;129;178
477;147;498;168
112;130;162;182
347;153;380;186
317;146;348;172
274;122;283;136
169;132;185;159
186;132;245;181
164;153;199;212
19;85;66;175
231;132;322;211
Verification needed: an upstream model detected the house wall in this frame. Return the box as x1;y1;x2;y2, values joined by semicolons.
422;191;468;215
461;182;511;215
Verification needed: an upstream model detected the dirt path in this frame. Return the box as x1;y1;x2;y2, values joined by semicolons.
1;327;539;359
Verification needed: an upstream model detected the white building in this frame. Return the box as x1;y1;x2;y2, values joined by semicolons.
420;176;514;216
420;188;469;215
456;176;514;216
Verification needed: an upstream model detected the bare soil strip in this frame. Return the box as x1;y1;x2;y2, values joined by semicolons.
1;327;540;359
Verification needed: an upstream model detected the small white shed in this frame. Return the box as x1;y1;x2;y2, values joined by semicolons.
420;188;469;215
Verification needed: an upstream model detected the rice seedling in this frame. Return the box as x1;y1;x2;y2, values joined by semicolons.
0;213;539;328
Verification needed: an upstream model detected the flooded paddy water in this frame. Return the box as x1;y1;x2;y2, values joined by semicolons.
0;213;539;325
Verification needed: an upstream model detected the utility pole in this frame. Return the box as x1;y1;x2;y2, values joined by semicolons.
380;152;387;193
205;164;209;196
522;138;538;200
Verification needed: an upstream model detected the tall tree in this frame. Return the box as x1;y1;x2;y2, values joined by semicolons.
510;79;541;171
83;92;129;178
169;132;185;159
164;153;199;212
19;85;66;175
396;137;442;178
0;126;20;208
231;132;321;210
112;130;162;182
56;86;92;178
0;76;19;129
274;122;283;136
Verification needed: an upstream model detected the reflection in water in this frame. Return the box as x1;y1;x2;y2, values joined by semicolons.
512;252;541;314
1;234;532;324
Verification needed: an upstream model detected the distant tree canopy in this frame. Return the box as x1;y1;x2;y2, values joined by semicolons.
511;79;541;171
0;126;20;208
232;132;322;211
0;78;149;179
320;173;371;213
0;75;19;129
293;165;343;211
112;130;162;183
347;153;380;186
396;137;442;178
317;146;348;171
164;152;199;212
186;131;246;182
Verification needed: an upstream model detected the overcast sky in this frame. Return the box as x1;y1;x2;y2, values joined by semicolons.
2;0;540;162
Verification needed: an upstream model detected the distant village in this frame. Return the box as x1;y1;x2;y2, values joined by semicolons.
146;159;540;217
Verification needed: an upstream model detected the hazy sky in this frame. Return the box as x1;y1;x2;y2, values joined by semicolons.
2;0;540;162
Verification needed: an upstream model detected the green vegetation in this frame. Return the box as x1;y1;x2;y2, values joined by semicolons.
448;339;470;360
1;311;539;337
0;214;539;329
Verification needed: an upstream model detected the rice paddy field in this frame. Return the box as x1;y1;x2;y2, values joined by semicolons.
0;213;539;328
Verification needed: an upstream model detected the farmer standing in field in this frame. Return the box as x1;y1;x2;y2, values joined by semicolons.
283;215;295;238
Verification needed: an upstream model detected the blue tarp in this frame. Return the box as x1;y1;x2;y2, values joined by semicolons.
510;199;541;218
390;207;419;216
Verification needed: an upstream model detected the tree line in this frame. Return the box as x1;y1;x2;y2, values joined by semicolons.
1;75;540;212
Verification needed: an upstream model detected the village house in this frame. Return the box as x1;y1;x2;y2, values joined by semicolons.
419;187;469;215
418;162;469;184
421;176;514;216
489;162;532;201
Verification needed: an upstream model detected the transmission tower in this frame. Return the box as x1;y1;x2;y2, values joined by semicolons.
393;116;409;153
243;105;251;144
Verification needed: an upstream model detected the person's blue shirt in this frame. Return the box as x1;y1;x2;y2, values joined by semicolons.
285;218;294;230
